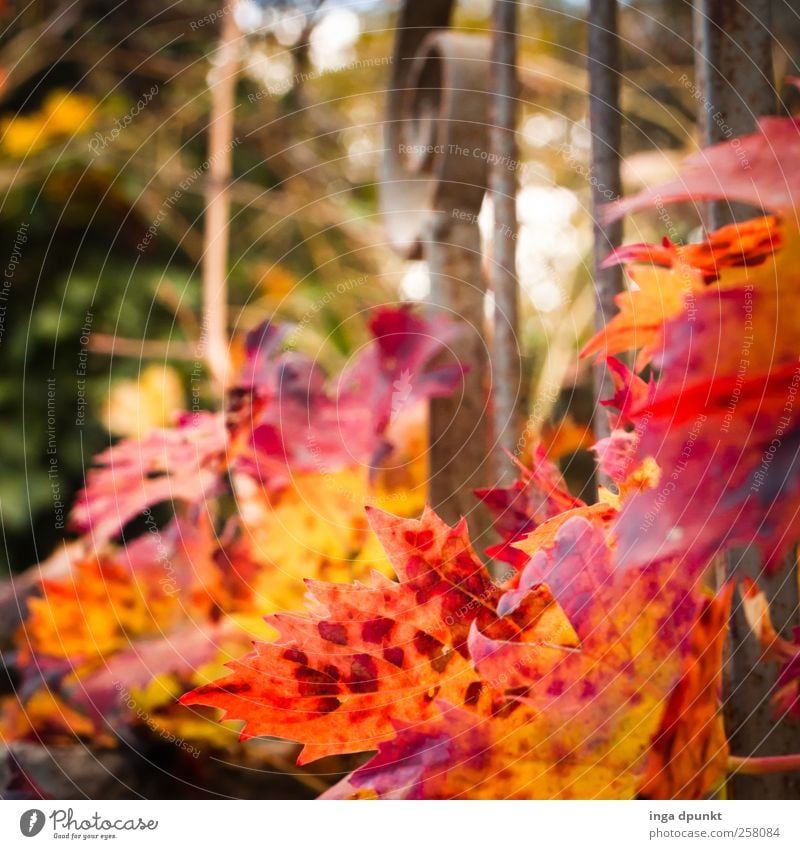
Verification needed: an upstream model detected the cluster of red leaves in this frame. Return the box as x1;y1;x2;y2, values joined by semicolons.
72;307;462;546
184;457;730;798
2;307;463;748
11;118;800;799
182;117;800;799
585;117;800;572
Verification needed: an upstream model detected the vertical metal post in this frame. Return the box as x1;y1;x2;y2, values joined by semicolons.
588;0;624;450
694;0;776;228
694;0;800;799
488;0;524;484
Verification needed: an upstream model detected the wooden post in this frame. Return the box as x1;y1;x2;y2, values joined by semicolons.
381;5;492;536
488;0;524;484
588;0;624;454
425;218;490;528
694;0;800;799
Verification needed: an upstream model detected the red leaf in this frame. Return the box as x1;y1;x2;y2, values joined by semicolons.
326;517;724;799
604;118;800;223
475;447;584;568
613;284;800;571
238;307;465;483
180;506;578;764
70;412;226;545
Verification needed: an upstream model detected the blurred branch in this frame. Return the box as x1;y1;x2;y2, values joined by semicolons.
201;7;240;395
728;754;800;775
0;2;82;104
588;0;624;460
489;0;524;483
154;279;202;341
88;333;197;360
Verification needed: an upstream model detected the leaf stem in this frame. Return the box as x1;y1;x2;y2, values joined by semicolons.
728;754;800;775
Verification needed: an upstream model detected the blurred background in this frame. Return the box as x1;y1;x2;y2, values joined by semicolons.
2;0;800;574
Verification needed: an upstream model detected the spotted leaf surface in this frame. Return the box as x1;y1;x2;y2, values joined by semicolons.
325;517;725;799
180;506;579;764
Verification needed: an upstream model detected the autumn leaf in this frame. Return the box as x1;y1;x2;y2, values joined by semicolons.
12;308;463;746
580;118;800;571
475;446;585;568
180;506;578;765
581;262;703;370
581;217;787;369
239;306;464;483
601;356;657;427
583;120;800;369
231;467;400;614
0;690;101;745
68;621;242;727
638;584;732;799
70;411;226;545
11;514;258;738
73;307;465;544
604;118;800;222
611;284;800;571
324;516;726;799
23;545;180;664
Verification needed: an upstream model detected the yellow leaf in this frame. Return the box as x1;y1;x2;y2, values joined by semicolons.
103;364;187;439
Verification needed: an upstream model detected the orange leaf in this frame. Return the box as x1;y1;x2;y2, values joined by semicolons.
181;506;579;765
326;517;721;799
638;584;732;799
